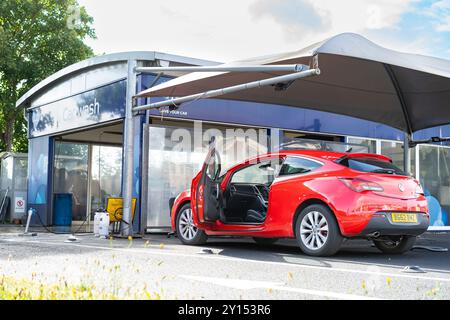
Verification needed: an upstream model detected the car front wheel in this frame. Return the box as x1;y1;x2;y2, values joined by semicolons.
295;204;343;256
176;203;208;245
373;236;416;254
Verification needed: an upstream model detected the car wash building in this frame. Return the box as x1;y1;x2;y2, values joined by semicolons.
16;49;450;234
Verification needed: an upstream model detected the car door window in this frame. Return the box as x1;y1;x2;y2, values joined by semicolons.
205;151;220;180
231;159;282;184
279;157;322;176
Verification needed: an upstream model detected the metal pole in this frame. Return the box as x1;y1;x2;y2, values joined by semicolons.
134;68;321;112
19;207;37;237
24;208;33;234
404;132;412;175
120;60;137;237
135;64;308;74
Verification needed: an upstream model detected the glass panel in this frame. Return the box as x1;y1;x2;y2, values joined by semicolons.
13;158;28;190
381;141;404;170
0;157;13;190
379;140;416;176
146;124;269;228
146;126;208;228
282;137;369;153
411;146;416;176
28;137;50;205
347;137;377;153
90;145;123;214
418;145;450;227
53;142;89;222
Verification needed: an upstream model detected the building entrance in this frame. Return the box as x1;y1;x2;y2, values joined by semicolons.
52;123;123;231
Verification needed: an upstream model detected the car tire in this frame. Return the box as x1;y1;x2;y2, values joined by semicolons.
252;237;279;246
176;203;208;245
373;236;416;254
295;204;343;257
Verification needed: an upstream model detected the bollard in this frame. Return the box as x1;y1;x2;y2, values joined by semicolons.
19;208;38;237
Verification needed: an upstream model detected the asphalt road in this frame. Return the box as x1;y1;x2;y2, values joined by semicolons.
0;228;449;300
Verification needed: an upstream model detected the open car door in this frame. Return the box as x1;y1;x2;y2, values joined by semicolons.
195;138;222;223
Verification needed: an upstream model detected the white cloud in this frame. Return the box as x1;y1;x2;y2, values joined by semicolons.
422;0;450;32
250;0;331;39
303;0;415;32
432;0;450;10
76;0;437;62
436;16;450;32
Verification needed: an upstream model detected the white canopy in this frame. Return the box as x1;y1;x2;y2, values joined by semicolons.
137;33;450;134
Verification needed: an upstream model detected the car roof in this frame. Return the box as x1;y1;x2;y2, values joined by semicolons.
278;149;392;162
245;149;392;163
219;149;393;173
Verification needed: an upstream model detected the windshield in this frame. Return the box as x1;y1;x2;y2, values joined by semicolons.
339;157;407;176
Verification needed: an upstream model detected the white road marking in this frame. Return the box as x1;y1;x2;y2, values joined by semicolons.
180;275;381;300
181;275;285;290
318;257;450;275
2;237;450;284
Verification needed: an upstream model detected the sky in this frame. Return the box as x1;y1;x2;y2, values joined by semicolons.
76;0;450;63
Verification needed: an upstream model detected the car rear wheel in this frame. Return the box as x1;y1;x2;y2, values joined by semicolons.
373;236;416;254
295;204;343;256
252;237;279;246
176;203;208;245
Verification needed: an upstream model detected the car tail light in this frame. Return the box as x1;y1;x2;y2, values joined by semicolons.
338;178;384;192
415;184;424;196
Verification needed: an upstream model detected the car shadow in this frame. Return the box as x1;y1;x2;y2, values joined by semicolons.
202;236;450;274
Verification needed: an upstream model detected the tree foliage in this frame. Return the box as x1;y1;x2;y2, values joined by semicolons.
0;0;96;152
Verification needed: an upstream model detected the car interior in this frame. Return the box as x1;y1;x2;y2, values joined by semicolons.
213;155;323;224
221;158;283;224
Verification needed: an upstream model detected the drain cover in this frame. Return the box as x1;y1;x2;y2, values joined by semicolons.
64;235;80;243
412;245;448;252
199;249;214;255
402;265;426;273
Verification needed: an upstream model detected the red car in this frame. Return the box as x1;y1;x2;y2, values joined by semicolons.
170;146;429;256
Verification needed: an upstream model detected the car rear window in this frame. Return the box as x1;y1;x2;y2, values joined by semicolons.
339;157;407;176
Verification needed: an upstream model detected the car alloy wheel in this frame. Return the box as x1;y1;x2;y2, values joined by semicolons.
178;208;198;241
295;204;342;256
300;211;329;250
176;203;208;245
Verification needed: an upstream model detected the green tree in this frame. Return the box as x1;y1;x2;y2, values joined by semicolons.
0;0;96;152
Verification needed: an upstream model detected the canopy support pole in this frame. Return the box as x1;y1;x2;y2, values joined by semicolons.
120;59;137;237
133;68;321;112
384;65;413;136
404;133;412;176
384;64;414;175
135;64;308;73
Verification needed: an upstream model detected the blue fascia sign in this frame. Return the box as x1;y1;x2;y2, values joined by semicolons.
28;79;127;138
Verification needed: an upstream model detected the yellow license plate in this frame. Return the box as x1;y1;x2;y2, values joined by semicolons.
391;213;418;223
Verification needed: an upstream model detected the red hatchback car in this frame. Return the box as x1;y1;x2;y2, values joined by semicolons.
170;146;429;256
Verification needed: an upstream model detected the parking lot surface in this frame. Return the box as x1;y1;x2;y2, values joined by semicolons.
0;227;449;299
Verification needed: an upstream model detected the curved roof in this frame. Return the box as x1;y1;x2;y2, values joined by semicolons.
16;51;219;108
138;33;450;134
